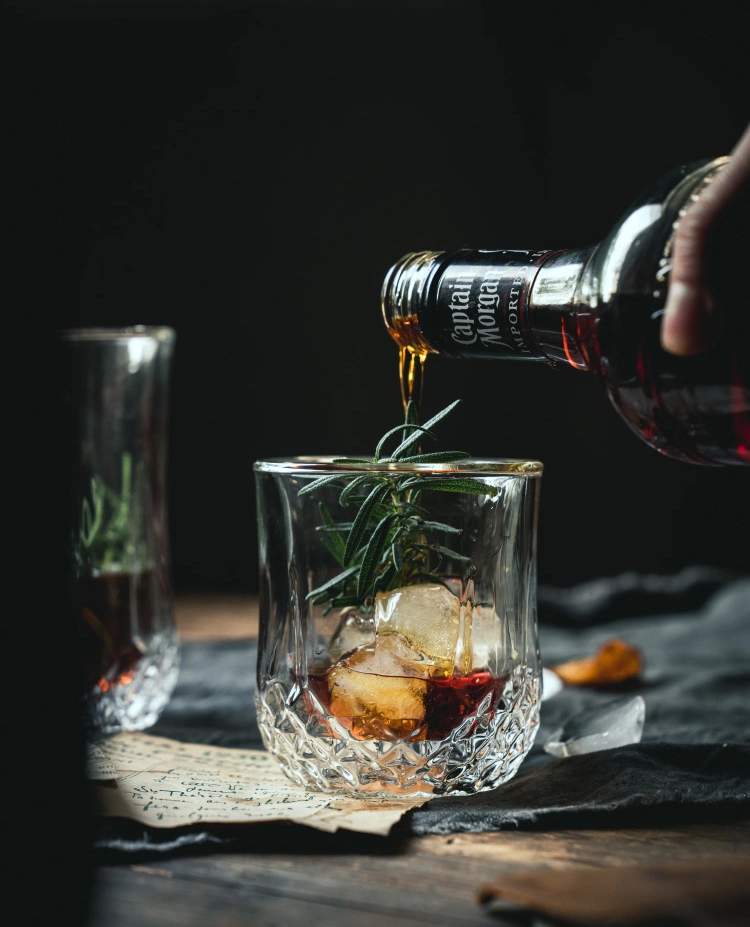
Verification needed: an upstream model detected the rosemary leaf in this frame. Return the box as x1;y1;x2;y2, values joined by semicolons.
399;477;496;496
343;483;390;566
319;502;346;564
298;474;344;496
322;538;345;566
340;473;384;506
397;450;471;464
305;563;360;601
417;520;463;534
430;544;472;562
403;399;419;443
357;513;397;600
392;537;404;573
375;424;435;462
389;399;462;459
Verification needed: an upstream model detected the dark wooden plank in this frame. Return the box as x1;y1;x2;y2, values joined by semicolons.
91;822;750;927
410;821;750;868
90;864;502;927
161;849;508;921
480;859;750;926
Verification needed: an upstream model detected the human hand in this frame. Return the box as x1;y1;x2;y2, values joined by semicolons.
661;122;750;356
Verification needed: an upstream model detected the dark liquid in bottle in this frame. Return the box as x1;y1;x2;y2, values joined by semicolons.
593;299;748;466
596;186;750;465
74;571;154;694
573;198;750;466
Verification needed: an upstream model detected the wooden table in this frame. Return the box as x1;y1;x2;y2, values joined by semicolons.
88;595;750;927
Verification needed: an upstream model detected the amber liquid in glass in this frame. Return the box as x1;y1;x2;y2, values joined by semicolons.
308;666;505;742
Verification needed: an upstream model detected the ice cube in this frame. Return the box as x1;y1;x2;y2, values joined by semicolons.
328;609;376;662
371;632;435;677
374;583;461;674
327;642;428;741
468;604;498;671
342;637;429;678
544;695;646;758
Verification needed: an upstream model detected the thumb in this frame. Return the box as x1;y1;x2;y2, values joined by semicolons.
661;283;720;358
661;122;750;356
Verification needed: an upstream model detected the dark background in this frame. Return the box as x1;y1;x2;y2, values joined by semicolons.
8;0;750;595
5;5;748;921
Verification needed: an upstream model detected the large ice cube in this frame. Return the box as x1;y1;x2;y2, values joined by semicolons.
328;609;376;663
374;583;461;674
327;642;427;741
339;638;428;679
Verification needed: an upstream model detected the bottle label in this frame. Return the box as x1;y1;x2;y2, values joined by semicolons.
424;250;553;359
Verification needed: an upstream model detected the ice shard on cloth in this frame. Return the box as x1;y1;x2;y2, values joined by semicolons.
544;695;646;758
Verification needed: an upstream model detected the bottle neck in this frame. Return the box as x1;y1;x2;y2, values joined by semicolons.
527;246;597;370
382;248;596;371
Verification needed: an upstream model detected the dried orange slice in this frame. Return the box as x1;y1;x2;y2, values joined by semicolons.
552;638;642;686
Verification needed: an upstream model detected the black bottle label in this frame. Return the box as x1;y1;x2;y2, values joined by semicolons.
423;250;552;359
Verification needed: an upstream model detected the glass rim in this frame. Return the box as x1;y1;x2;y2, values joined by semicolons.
59;325;175;342
254;456;543;475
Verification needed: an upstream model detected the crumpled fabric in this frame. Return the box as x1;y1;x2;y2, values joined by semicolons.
94;568;750;853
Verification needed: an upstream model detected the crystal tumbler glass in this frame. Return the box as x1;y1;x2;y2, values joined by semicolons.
63;327;180;736
254;457;542;798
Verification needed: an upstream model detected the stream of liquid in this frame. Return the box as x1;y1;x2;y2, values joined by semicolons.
398;345;427;413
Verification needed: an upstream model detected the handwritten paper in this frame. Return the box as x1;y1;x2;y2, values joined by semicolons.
86;742;118;780
89;733;428;836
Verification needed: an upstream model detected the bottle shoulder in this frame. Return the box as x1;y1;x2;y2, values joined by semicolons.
579;158;729;309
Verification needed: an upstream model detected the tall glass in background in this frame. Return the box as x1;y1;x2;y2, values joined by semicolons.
63;327;180;736
255;457;542;798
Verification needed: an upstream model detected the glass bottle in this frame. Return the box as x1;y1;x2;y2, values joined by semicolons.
382;157;750;466
62;326;180;735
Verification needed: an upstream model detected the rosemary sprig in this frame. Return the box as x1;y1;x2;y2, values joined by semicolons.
73;452;143;574
300;399;496;610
